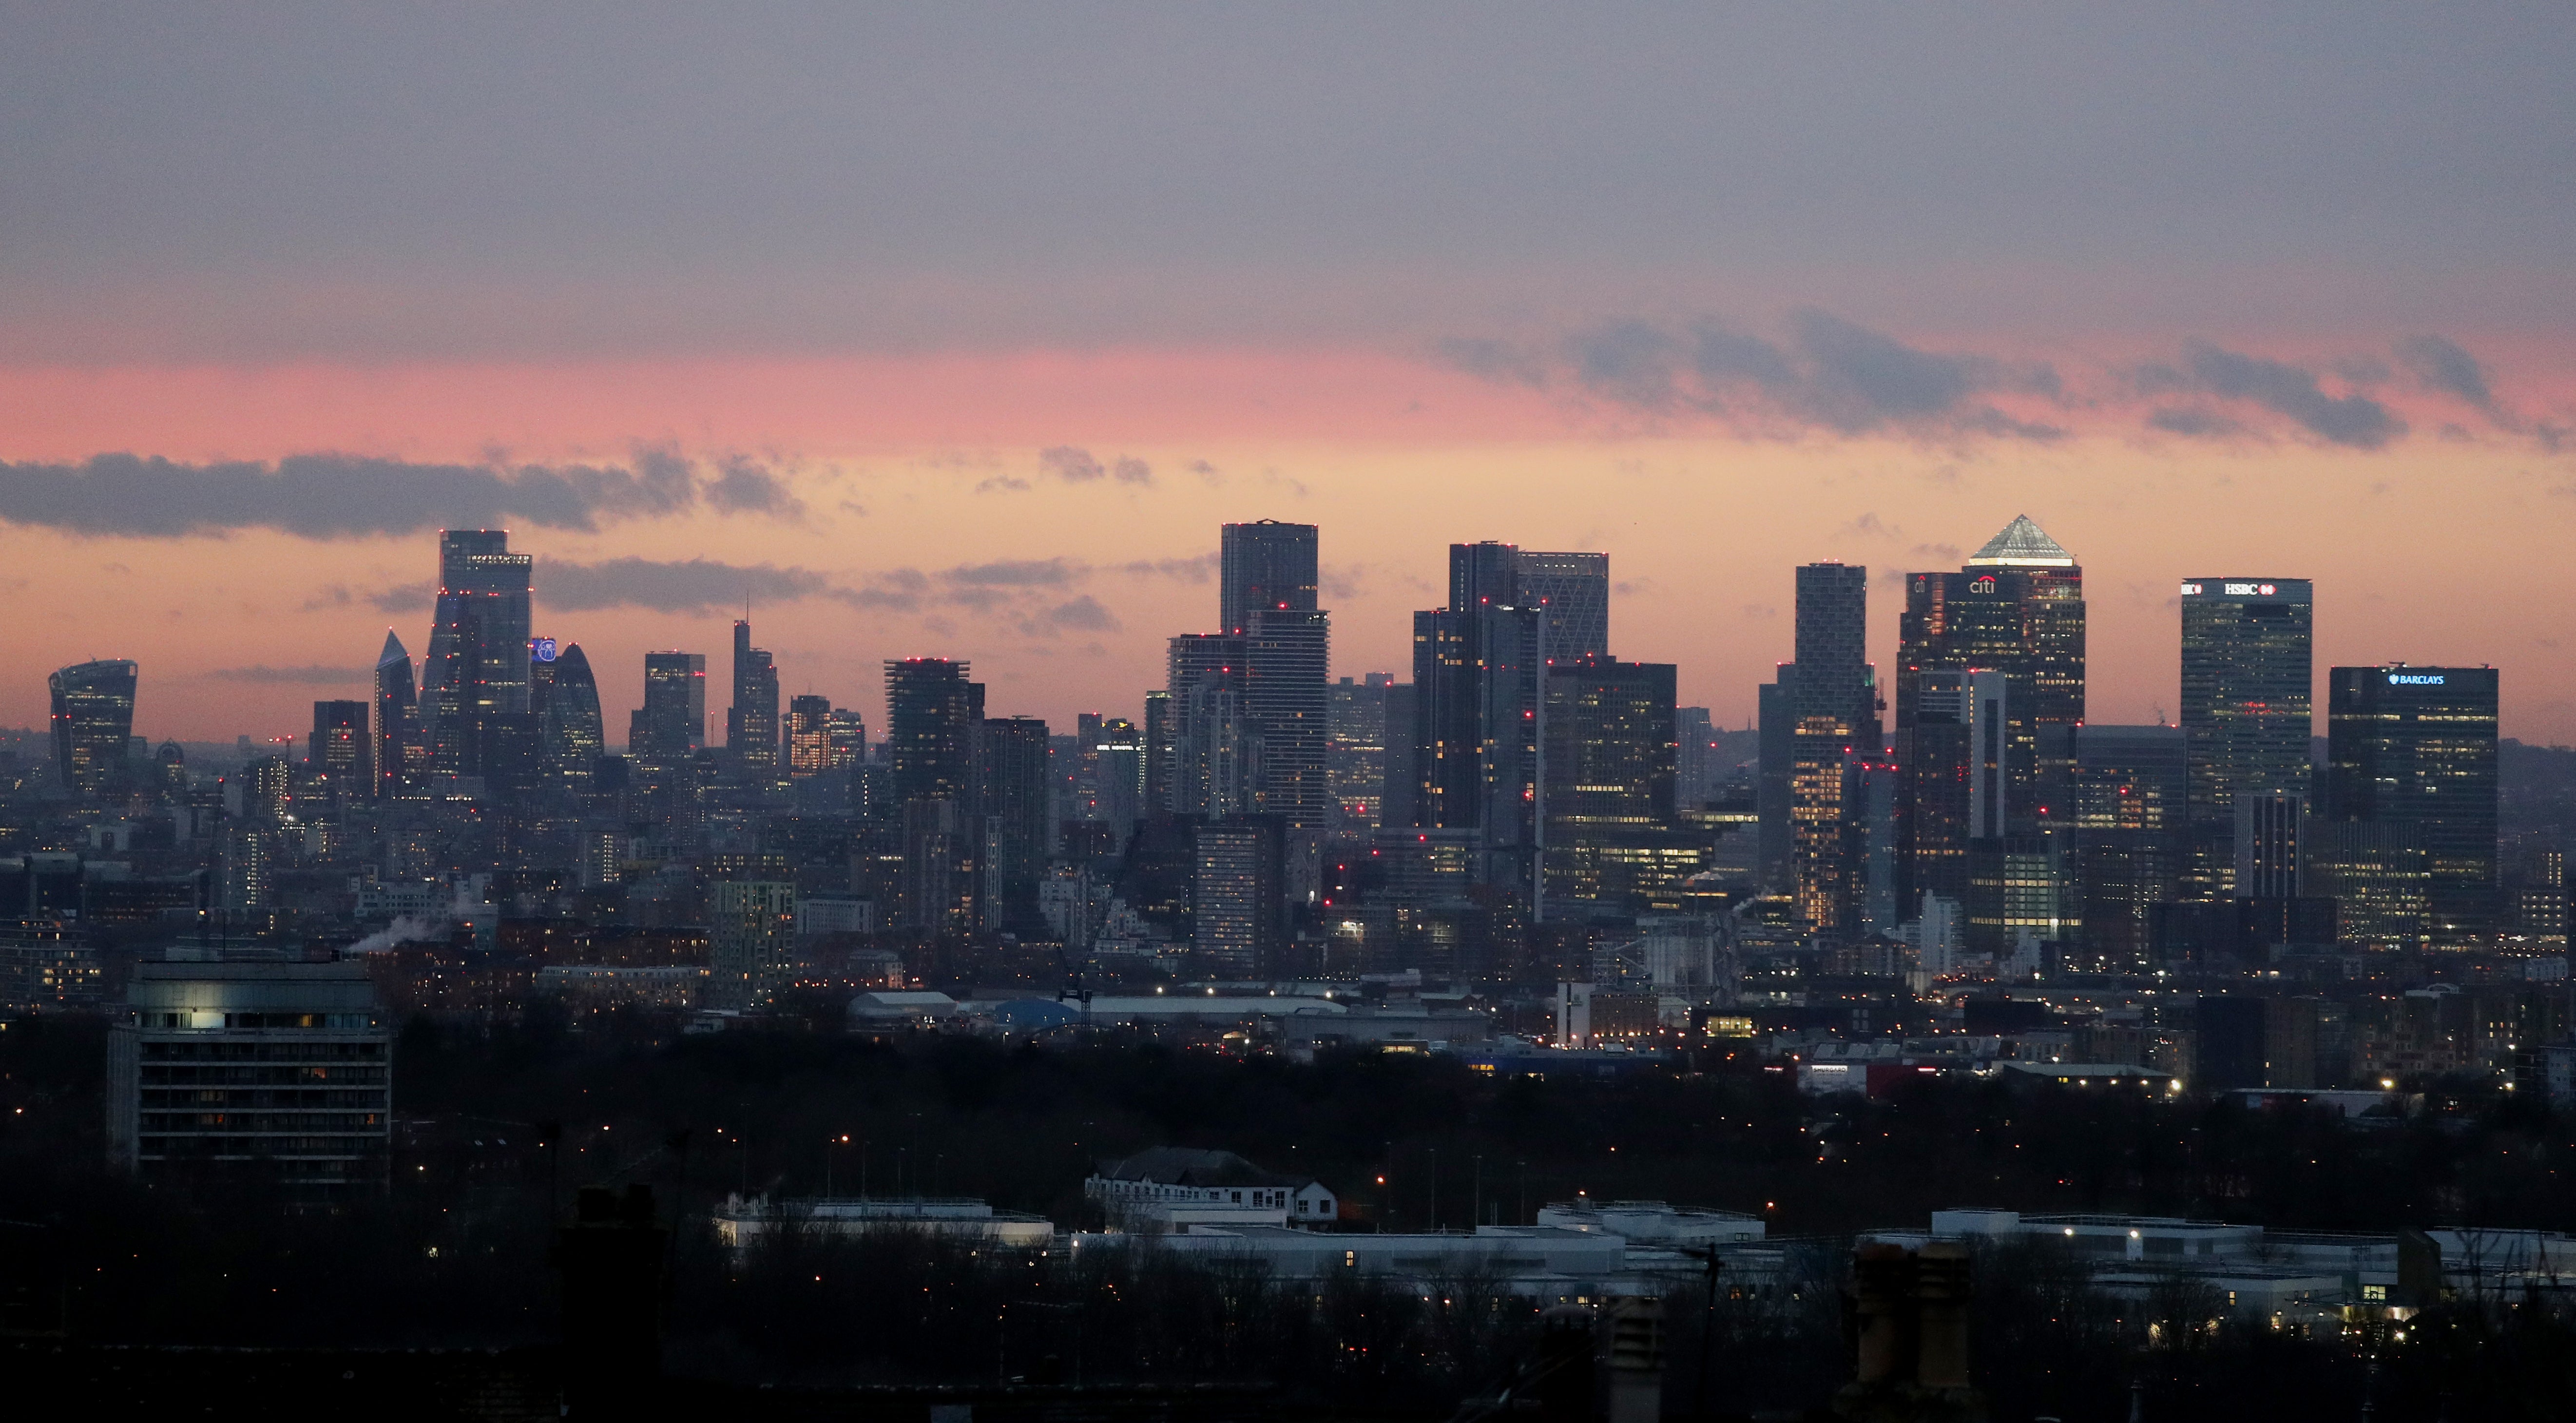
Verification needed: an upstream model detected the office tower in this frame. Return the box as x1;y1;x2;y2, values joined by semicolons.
1674;707;1716;809
630;653;707;762
1541;656;1687;909
2066;724;2185;969
49;658;139;796
308;700;371;786
1167;634;1247;818
2326;665;2500;935
1141;690;1173;814
885;659;985;930
241;754;294;826
1895;516;2085;837
729;618;781;773
109;959;390;1190
2234;793;2305;900
1081;715;1145;842
1327;674;1392;827
2300;821;2432;948
1756;668;1796;892
544;642;604;794
978;715;1051;933
1790;562;1872;930
1380;682;1419;828
1842;750;1900;934
787;695;833;776
374;632;417;800
1900;668;2009;909
1413;544;1546;903
422;530;533;775
1518;551;1612;660
709;878;797;1010
1192;820;1283;978
2180;578;2314;898
1244;608;1330;826
1220;519;1319;634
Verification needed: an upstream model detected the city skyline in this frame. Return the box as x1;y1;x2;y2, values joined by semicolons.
7;496;2556;750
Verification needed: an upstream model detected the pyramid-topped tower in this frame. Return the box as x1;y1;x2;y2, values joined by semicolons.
1964;514;2076;568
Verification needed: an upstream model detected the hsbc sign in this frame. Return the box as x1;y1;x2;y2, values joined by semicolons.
2181;580;2286;597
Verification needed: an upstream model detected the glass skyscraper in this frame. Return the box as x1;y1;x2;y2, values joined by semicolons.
373;632;416;800
2179;577;2313;899
49;658;138;796
1790;561;1871;929
1518;550;1612;661
2326;664;2499;935
1895;516;2084;888
729;618;780;773
422;530;532;776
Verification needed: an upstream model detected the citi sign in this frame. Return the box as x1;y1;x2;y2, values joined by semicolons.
2388;673;2446;686
2179;581;2276;596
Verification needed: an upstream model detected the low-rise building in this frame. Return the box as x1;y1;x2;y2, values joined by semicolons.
1084;1147;1337;1232
713;1195;1052;1250
107;956;392;1191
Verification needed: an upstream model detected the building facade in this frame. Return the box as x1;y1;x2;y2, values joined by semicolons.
108;958;391;1191
2326;665;2499;936
2180;578;2314;899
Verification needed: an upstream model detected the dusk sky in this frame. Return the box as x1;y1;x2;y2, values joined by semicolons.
6;5;2574;744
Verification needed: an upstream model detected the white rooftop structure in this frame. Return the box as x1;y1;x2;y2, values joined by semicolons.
713;1195;1052;1249
1537;1199;1766;1246
1963;514;2076;568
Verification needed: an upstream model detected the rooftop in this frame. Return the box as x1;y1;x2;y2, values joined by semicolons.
1964;514;2076;568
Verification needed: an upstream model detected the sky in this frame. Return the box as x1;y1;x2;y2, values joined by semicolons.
4;5;2574;745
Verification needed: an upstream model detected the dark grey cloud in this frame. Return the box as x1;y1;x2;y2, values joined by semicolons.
2396;335;2497;410
538;558;833;614
1037;596;1119;634
2145;407;2247;439
208;664;368;685
1034;447;1153;487
945;558;1081;587
1459;309;2062;440
370;582;435;614
2166;341;2408;448
0;450;797;539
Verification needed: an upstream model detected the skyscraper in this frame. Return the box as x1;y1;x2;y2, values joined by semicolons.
1412;539;1548;903
885;658;984;929
50;658;138;797
1219;519;1318;634
1755;667;1796;892
1192;820;1284;979
1896;516;2084;880
1518;551;1612;661
1899;668;2010;909
1541;655;1687;909
1790;562;1872;930
308;700;371;787
1243;608;1330;827
2066;724;2185;969
1167;634;1247;818
787;694;834;776
2326;665;2499;935
728;618;781;773
978;714;1052;932
544;641;604;793
1327;674;1393;827
373;632;417;801
631;653;707;762
2180;578;2314;899
1216;520;1332;830
422;530;532;776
